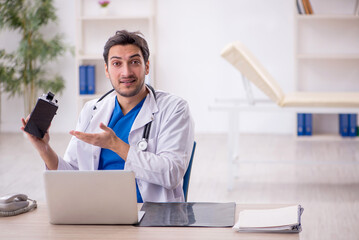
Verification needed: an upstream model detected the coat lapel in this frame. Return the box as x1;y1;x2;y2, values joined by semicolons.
88;92;116;170
131;86;158;133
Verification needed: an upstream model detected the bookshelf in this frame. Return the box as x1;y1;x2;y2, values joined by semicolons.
75;0;156;113
294;0;359;137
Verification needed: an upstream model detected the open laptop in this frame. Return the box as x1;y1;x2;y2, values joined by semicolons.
43;170;138;225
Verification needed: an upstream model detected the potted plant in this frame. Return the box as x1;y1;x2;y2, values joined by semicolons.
98;0;111;15
0;0;70;121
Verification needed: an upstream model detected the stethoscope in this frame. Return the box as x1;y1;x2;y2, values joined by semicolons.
92;84;156;151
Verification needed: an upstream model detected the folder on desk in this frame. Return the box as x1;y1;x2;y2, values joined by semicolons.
138;202;236;227
233;205;304;233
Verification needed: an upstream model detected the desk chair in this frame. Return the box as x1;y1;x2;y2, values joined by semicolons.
183;141;196;202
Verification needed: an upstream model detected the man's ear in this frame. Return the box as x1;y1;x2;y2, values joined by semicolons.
145;61;150;75
104;63;110;78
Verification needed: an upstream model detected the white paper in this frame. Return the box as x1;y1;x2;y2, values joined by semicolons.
138;211;145;222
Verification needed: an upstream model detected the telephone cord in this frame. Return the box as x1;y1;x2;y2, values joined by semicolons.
0;199;37;217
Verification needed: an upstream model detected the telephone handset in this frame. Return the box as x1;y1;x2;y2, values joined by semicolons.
0;193;37;217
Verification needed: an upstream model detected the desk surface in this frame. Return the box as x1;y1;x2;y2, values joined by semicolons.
0;203;300;240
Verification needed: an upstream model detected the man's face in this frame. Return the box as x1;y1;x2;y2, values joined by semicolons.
105;44;149;98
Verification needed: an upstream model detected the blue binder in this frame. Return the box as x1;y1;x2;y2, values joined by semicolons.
339;114;349;137
297;113;305;136
79;65;87;94
304;114;312;136
348;114;357;137
87;65;96;94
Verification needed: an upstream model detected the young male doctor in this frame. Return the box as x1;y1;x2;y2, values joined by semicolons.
21;30;195;203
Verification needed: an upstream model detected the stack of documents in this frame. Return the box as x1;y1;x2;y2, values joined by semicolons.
233;205;304;233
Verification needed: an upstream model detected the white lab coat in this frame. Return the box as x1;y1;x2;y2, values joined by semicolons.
57;87;195;202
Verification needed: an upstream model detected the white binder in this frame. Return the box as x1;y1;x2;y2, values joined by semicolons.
233;205;304;233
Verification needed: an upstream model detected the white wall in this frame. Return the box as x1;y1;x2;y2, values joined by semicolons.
0;0;295;134
156;0;295;133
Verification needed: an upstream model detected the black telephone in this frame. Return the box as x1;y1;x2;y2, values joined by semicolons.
0;193;37;217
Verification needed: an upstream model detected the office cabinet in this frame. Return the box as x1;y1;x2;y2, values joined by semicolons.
294;0;359;137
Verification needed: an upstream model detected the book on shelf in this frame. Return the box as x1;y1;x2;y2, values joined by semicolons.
338;114;357;137
296;0;303;14
349;114;357;137
79;65;87;94
302;0;314;14
297;113;312;136
87;65;96;94
304;113;312;136
307;0;313;14
79;65;96;95
297;113;305;136
339;114;349;137
233;205;304;233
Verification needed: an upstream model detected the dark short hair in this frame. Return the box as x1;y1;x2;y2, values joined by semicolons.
103;30;150;66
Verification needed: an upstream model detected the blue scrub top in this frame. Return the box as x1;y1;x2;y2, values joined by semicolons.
98;97;146;203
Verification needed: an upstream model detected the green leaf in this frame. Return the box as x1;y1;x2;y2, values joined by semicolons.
37;74;65;94
0;0;69;107
0;0;24;30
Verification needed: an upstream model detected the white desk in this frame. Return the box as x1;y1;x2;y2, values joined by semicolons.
0;203;300;240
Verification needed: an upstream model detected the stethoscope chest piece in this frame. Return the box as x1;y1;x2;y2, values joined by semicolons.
137;138;148;151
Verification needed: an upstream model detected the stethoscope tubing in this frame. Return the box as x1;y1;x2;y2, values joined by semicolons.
90;85;156;151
